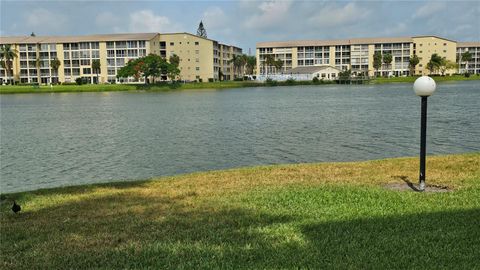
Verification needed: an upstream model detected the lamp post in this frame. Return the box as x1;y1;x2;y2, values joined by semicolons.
413;76;436;191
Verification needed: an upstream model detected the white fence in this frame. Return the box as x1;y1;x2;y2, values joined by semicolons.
256;74;314;82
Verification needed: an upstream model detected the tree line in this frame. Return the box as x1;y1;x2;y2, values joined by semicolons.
373;50;473;76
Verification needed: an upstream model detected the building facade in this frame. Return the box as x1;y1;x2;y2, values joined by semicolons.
257;36;480;77
0;32;242;84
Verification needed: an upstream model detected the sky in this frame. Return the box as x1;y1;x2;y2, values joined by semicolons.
1;0;479;54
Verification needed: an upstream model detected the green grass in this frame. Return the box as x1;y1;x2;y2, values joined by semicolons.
1;153;479;269
372;74;480;84
0;80;329;94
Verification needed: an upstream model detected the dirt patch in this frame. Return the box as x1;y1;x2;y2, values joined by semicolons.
384;182;452;192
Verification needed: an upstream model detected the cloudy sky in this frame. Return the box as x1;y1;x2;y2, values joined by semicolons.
1;0;479;53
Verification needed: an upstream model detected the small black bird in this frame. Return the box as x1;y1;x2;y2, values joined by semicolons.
11;201;21;214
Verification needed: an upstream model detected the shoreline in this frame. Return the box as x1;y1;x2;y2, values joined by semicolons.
1;75;479;94
1;152;478;196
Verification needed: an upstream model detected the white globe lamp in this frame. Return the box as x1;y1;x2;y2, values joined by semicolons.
413;76;436;96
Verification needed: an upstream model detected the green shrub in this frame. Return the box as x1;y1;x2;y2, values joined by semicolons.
312;77;319;83
265;78;278;86
465;72;471;78
208;78;214;82
234;78;244;81
285;78;296;85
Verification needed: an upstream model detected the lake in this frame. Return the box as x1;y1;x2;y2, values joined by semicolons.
1;81;479;193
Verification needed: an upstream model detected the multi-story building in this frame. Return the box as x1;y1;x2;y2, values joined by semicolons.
257;35;480;77
457;42;480;74
0;32;242;84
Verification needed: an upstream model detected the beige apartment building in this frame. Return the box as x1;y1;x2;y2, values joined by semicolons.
257;35;480;77
0;32;242;84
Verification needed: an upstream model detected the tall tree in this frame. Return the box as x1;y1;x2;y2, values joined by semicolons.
91;59;101;84
408;55;420;76
196;21;207;38
382;53;392;76
428;53;443;75
168;54;181;81
461;51;472;74
245;55;256;75
0;44;18;84
273;59;284;74
50;58;61;84
169;54;180;67
372;51;382;77
117;54;168;84
264;54;275;75
228;55;239;78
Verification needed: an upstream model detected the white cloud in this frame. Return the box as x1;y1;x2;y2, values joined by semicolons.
413;1;447;19
244;0;293;30
128;10;181;33
309;3;371;27
25;8;67;33
202;6;228;30
95;11;123;33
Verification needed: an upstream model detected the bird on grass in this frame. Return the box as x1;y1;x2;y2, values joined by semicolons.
11;201;21;214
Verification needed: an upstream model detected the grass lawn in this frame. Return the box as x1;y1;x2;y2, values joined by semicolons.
371;74;480;84
0;81;265;94
1;153;479;269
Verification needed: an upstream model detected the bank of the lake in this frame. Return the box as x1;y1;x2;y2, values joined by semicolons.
1;153;479;269
1;74;479;94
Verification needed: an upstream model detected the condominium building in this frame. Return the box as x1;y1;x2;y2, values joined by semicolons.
457;42;480;74
257;36;480;77
0;32;242;84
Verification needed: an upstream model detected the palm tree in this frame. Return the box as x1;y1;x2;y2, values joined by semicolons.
273;59;284;74
0;44;18;84
461;51;472;74
245;55;256;75
372;51;382;77
35;56;41;84
264;54;275;76
382;53;392;77
50;58;61;84
408;55;420;76
91;59;101;84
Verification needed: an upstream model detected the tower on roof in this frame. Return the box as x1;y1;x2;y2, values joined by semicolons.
197;21;207;38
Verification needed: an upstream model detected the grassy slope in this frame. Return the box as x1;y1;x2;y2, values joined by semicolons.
1;153;479;269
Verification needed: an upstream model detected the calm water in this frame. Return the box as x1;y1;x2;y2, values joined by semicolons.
1;81;479;193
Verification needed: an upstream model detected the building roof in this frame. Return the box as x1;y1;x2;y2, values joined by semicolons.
457;41;480;47
0;33;159;44
257;36;413;48
411;35;457;43
285;65;341;74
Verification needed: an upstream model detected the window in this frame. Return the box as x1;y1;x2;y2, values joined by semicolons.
80;51;90;59
70;43;79;50
80;59;90;66
106;41;114;49
116;58;125;66
71;51;79;59
107;59;115;67
64;52;70;60
196;58;199;62
83;68;91;74
170;42;174;46
195;42;199;45
79;42;89;50
107;68;116;75
195;50;199;54
91;50;100;59
91;42;99;49
127;41;137;48
196;67;200;71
